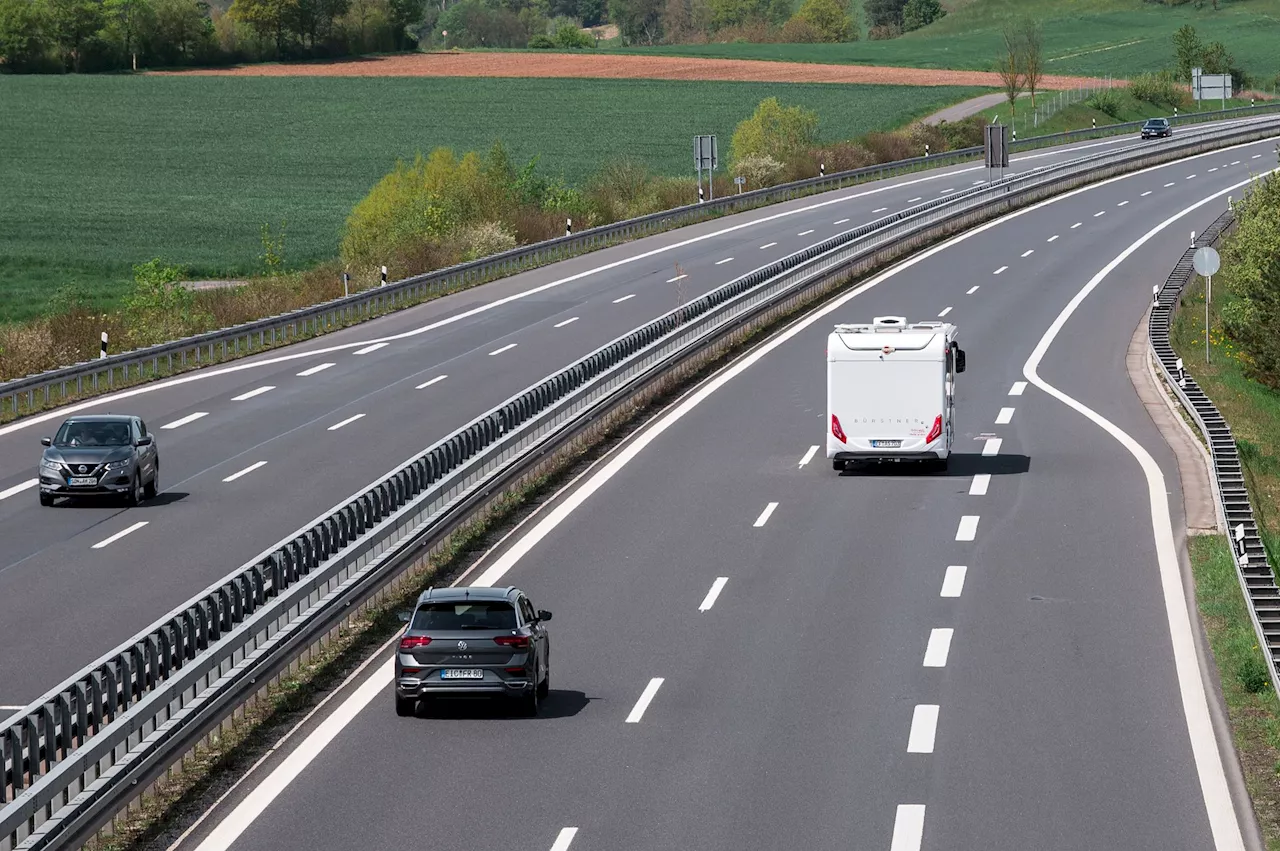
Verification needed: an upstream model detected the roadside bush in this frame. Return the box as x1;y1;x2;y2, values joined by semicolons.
733;152;786;187
1218;171;1280;389
553;23;595;47
730;97;820;173
453;221;519;260
936;115;986;150
1129;71;1187;108
810;141;876;173
1084;88;1125;119
904;121;949;157
1236;651;1270;694
860;130;916;163
124;258;213;348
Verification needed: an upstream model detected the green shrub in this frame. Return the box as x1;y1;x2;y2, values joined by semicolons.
734;152;786;187
1237;651;1271;694
791;0;852;42
1129;71;1187;108
453;221;518;260
936;115;986;150
730;97;819;172
529;34;555;47
1218;171;1280;389
553;23;595;47
1084;88;1124;118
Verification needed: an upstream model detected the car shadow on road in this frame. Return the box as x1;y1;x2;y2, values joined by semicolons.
50;491;191;509
415;689;592;720
838;453;1030;478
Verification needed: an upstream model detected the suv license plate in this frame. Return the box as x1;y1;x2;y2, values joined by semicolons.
69;477;97;486
441;669;483;680
872;440;902;448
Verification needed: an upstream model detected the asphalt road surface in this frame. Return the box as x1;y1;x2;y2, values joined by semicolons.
158;137;1278;850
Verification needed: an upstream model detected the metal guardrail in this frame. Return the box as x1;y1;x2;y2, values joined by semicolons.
1148;208;1280;698
3;102;1278;422
4;112;1280;851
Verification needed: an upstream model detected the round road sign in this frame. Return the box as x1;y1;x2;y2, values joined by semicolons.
1193;246;1221;277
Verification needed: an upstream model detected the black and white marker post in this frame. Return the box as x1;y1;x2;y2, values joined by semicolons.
380;265;387;287
566;218;572;237
100;331;108;360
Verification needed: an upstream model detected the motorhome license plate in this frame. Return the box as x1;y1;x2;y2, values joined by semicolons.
441;669;483;680
872;440;901;448
69;477;97;486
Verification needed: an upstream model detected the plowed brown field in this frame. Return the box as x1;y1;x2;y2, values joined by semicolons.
151;51;1113;88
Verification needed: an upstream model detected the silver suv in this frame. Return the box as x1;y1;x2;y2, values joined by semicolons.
39;415;159;506
394;585;552;717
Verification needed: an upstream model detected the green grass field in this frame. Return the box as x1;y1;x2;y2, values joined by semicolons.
603;0;1280;83
0;76;984;323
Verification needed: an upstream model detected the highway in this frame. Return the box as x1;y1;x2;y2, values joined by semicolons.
0;126;1224;713
158;137;1280;850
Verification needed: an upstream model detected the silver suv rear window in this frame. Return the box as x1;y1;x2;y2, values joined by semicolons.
411;602;516;630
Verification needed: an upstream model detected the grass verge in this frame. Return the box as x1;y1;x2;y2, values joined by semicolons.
980;94;1260;143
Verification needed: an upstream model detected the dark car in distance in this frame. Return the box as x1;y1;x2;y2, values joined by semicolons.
1141;118;1172;139
39;415;159;506
394;585;552;717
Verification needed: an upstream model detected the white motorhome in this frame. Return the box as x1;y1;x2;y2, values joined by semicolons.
826;316;966;472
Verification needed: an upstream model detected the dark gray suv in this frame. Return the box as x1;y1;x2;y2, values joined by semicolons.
39;415;159;506
394;585;552;717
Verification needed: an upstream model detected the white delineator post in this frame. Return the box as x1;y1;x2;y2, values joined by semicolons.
99;331;108;359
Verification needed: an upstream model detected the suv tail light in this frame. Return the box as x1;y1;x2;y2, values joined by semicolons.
399;636;432;650
926;415;943;444
493;635;530;649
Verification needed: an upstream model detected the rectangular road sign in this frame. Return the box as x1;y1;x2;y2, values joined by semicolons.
1192;68;1232;101
984;124;1010;168
694;135;718;171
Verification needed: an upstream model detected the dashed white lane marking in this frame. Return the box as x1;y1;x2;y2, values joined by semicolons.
1209;167;1219;173
489;343;518;356
956;516;979;541
223;461;268;483
1117;200;1130;207
1071;222;1082;228
873;207;888;213
1232;161;1241;165
1047;235;1059;242
715;257;734;265
1009;381;1027;395
1254;154;1263;159
699;577;729;612
161;412;207;430
554;317;580;327
760;242;778;249
835;217;852;224
890;804;926;851
550;828;578;851
996;407;1015;424
416;375;447;389
969;474;990;495
753;502;779;527
907;705;940;753
923;629;954;667
1141;190;1153;197
908;197;922;203
92;521;148;550
973;180;984;185
665;275;687;284
938;306;953;317
612;294;636;303
625;678;664;723
941;565;967;597
966;286;979;295
798;229;814;236
296;363;334;377
353;342;387;355
1165;181;1176;187
941;188;956;195
327;414;365;431
0;479;38;501
982;437;1003;456
993;266;1008;275
1093;210;1106;217
231;386;274;401
799;445;819;468
1187;174;1197;179
1020;249;1034;257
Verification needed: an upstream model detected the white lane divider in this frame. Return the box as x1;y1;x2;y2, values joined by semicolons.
0;479;38;501
890;804;926;851
798;229;814;236
753;502;779;528
1047;235;1059;242
760;242;778;250
353;342;387;355
625;678;664;723
92;521;148;550
907;705;940;753
327;414;365;431
1021;249;1034;257
982;437;1003;456
1009;381;1027;395
941;565;967;598
161;412;207;430
699;577;729;612
836;217;854;223
1071;222;1082;228
969;474;990;495
715;257;734;265
231;386;274;401
966;285;979;295
296;363;334;377
908;197;922;203
1165;181;1176;187
923;629;953;667
956;516;979;541
1093;210;1106;217
1141;190;1153;197
1232;160;1241;165
938;306;953;318
223;461;268;483
993;266;1008;275
489;343;518;356
798;445;819;468
941;188;956;195
873;207;888;213
554;317;580;327
612;294;636;303
665;275;687;284
995;407;1015;424
1252;154;1261;158
1187;174;1197;179
416;375;447;389
1117;200;1130;207
550;828;578;851
1209;167;1219;173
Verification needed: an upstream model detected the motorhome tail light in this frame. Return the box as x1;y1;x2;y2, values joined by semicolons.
882;345;895;354
831;414;847;444
926;415;943;444
399;635;432;651
493;635;531;649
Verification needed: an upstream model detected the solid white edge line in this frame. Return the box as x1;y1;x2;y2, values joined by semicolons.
923;629;954;667
907;704;940;753
956;516;979;541
327;414;365;431
1009;381;1027;395
996;407;1015;424
890;804;926;851
230;386;275;401
222;461;268;483
296;363;334;377
554;317;580;327
416;375;448;389
1022;170;1280;851
549;828;579;851
799;445;819;468
753;502;779;527
161;412;207;430
940;565;967;598
699;577;729;612
969;474;990;495
982;437;1002;456
91;521;148;550
625;678;664;723
0;479;38;500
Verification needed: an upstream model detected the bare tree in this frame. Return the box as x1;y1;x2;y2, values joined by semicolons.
997;23;1024;118
1021;18;1043;109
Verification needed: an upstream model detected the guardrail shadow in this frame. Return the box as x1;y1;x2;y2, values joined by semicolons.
414;689;592;720
838;453;1030;478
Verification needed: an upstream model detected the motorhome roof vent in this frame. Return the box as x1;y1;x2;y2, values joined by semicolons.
873;316;907;327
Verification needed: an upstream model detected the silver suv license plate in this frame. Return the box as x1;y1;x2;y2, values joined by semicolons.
441;669;483;680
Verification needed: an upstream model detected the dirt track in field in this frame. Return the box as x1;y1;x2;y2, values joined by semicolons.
150;51;1114;88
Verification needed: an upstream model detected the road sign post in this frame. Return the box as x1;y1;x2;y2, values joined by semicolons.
694;135;718;203
984;123;1010;183
1193;246;1221;364
734;175;746;194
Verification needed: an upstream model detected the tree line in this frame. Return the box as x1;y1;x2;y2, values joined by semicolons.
0;0;423;71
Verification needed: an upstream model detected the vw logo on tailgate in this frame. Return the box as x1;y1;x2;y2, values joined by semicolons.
457;641;468;650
